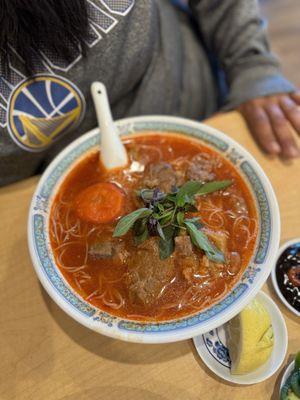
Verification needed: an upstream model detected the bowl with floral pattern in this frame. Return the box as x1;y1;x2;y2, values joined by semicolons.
28;115;280;343
193;291;287;384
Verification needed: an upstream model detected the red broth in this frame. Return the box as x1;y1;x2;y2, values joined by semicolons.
49;133;258;321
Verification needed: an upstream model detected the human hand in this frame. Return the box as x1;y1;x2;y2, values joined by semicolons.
238;92;300;158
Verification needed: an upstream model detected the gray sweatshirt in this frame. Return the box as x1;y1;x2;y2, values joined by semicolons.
0;0;294;186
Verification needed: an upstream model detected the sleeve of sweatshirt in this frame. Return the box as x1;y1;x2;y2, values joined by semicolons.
188;0;295;109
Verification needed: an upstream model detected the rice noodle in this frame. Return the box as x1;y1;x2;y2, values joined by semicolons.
54;239;88;276
87;226;98;237
83;241;88;265
197;201;226;230
174;281;229;312
60;264;86;273
207;209;225;229
54;241;81;252
56;193;72;206
50;221;63;244
86;289;100;301
233;215;258;248
76;271;91;280
106;276;126;284
101;288;125;310
126;314;158;321
57;247;67;266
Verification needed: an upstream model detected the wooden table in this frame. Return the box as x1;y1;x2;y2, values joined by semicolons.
1;112;299;400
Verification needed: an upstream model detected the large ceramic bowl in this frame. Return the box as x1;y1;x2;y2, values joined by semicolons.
28;116;280;343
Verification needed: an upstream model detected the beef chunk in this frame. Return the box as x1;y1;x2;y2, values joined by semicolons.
126;238;176;306
174;236;202;282
187;153;216;182
143;162;177;193
128;145;160;168
174;234;227;282
175;235;194;256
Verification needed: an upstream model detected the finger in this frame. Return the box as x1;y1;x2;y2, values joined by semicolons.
280;96;300;134
243;106;281;154
290;91;300;104
266;104;300;158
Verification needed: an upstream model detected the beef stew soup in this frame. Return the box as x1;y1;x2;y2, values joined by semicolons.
50;133;258;321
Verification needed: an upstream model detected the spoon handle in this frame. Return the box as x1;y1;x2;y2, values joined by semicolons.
91;82;128;169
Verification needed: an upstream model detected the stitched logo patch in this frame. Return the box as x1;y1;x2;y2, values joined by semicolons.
7;75;85;151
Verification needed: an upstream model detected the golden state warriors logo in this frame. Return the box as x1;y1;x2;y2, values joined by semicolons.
7;75;85;151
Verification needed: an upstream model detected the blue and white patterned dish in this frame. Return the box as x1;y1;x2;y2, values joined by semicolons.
202;327;231;368
193;291;288;384
28;115;280;343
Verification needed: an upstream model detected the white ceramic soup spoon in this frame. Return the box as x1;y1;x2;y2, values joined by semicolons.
91;81;128;170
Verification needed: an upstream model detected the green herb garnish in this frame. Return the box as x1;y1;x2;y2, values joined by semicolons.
113;180;232;261
159;225;176;259
113;208;152;237
184;218;225;263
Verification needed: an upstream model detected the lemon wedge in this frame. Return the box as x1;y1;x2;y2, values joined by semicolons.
226;298;274;375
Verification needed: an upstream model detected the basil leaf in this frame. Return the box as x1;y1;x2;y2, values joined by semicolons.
176;211;185;227
133;217;148;235
184;204;198;212
159;238;174;259
184;217;202;229
165;193;177;203
159;211;174;226
184;220;225;263
157;209;173;220
163;225;176;240
113;208;152;237
176;181;204;207
157;203;165;213
134;228;149;245
196;180;232;196
133;217;149;245
139;188;155;203
157;222;165;241
139;188;166;204
158;225;177;259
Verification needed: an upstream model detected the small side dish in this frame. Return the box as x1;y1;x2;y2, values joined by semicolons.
226;298;274;374
193;291;287;385
280;352;300;400
272;239;300;316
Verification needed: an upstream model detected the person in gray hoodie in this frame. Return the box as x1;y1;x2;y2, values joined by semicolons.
0;0;299;186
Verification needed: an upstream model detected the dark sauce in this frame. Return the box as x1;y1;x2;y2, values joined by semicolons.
276;243;300;313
